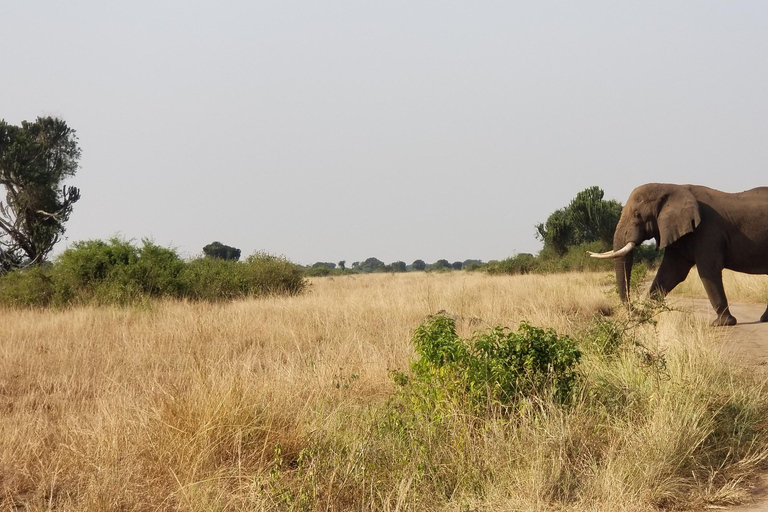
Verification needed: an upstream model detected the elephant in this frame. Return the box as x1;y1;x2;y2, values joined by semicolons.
588;183;768;326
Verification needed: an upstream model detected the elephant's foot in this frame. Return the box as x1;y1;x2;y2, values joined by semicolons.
760;310;768;323
712;313;737;327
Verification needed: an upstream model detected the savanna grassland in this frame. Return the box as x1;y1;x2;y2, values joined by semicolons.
1;270;768;511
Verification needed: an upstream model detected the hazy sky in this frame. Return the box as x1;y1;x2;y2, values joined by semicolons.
3;2;767;265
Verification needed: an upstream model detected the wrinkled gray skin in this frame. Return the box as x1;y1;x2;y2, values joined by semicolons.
611;183;768;326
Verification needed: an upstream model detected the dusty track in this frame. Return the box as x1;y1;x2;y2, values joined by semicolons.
672;298;768;512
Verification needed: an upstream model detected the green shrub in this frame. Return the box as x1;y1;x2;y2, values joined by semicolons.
484;253;538;275
0;239;307;307
179;252;306;301
178;257;244;301
537;241;613;273
407;314;582;411
131;241;186;296
304;265;332;277
484;242;616;276
0;265;55;307
241;252;307;297
51;238;142;305
581;316;626;357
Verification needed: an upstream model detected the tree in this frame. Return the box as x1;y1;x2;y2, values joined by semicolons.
451;261;463;270
202;241;241;261
535;208;574;256
0;117;81;271
338;260;346;271
536;186;621;256
568;186;622;248
430;259;451;270
462;259;483;270
358;257;385;273
412;259;426;271
390;261;407;272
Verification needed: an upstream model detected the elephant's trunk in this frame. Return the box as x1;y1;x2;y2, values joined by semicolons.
615;251;633;302
613;225;634;302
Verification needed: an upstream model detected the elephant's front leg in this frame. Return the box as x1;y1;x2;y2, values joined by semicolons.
649;251;694;300
697;266;737;326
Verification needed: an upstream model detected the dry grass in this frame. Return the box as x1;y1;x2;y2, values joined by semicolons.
0;271;766;511
667;268;768;304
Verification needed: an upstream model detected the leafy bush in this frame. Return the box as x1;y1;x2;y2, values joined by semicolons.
428;259;452;272
178;257;245;301
0;238;306;307
537;241;614;273
50;237;143;305
406;314;582;410
304;265;332;277
484;253;538;275
0;265;55;307
241;252;307;297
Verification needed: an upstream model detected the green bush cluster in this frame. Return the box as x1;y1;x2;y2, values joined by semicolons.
0;238;306;307
402;314;582;411
483;241;663;277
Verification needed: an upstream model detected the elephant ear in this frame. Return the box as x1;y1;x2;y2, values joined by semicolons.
657;187;701;249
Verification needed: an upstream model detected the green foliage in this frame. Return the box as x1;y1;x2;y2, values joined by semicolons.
536;208;573;256
390;261;407;273
411;259;426;271
357;257;385;273
462;259;483;271
634;243;663;267
407;314;582;410
536;241;614;273
536;186;621;256
428;259;452;272
304;265;332;277
485;242;615;276
0;117;81;270
202;241;241;261
242;251;307;296
180;251;307;301
484;253;538;275
0;238;306;307
305;261;337;277
0;265;55;307
569;186;623;249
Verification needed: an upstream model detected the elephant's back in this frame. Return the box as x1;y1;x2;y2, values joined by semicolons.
736;187;768;205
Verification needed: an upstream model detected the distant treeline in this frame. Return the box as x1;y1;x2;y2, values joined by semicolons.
302;241;661;278
303;258;484;276
303;186;664;277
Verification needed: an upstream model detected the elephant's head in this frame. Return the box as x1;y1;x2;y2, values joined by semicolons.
589;183;701;301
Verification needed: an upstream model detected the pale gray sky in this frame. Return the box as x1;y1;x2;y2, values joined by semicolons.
2;2;767;265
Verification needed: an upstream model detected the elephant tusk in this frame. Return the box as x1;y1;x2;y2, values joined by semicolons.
587;242;636;259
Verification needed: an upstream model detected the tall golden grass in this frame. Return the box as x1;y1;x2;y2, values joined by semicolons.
0;270;766;510
673;268;768;304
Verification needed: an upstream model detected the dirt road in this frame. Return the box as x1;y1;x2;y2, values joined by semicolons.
672;298;768;512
